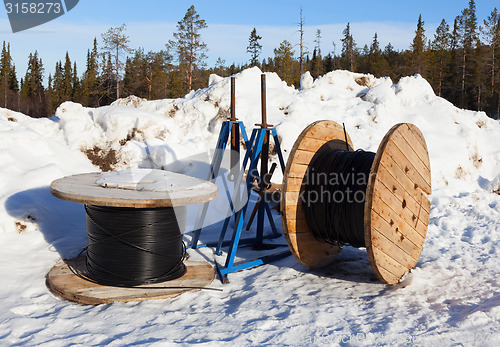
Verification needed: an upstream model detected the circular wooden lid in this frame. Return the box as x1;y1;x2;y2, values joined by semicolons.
281;120;353;267
51;169;218;207
364;123;431;284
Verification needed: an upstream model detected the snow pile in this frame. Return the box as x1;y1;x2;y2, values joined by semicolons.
1;67;500;345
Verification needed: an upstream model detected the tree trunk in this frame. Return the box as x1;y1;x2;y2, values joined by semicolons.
492;47;495;93
299;9;304;74
116;45;120;100
189;33;193;92
477;85;481;111
438;55;443;97
461;46;466;108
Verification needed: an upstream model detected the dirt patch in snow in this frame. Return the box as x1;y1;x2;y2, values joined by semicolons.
15;221;27;233
355;76;372;87
84;146;118;172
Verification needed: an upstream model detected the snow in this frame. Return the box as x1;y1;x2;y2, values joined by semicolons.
1;66;500;345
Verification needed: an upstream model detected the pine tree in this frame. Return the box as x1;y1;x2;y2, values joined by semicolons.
457;0;479;107
246;28;262;67
101;24;132;100
168;5;208;92
482;7;500;116
273;40;296;85
482;8;500;93
146;50;172;99
411;14;427;74
431;19;451;96
101;53;115;105
474;37;485;110
214;57;226;76
341;23;356;71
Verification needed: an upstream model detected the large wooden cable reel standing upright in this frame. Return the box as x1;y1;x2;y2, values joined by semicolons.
281;121;431;284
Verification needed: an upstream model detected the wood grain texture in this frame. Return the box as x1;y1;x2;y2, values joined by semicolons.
46;258;215;305
281;120;353;267
364;123;431;284
50;170;218;207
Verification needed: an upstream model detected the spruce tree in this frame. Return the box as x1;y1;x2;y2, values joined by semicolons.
341;23;356;71
123;49;145;97
311;30;323;77
72;61;80;101
61;52;73;100
368;33;390;77
383;43;399;80
82;38;100;106
168;5;208;92
246;28;262;67
21;51;45;117
8;63;18;110
0;41;12;107
411;14;427;74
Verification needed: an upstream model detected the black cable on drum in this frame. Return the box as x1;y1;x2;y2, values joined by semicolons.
303;142;375;248
80;205;187;287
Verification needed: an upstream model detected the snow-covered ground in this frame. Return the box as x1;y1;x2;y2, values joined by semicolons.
1;67;499;345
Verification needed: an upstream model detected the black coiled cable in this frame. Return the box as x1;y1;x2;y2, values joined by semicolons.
303;142;375;248
83;205;186;287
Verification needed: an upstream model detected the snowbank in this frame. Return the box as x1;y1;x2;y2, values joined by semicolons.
0;67;499;345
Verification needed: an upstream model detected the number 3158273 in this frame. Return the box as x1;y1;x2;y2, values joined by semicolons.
5;2;62;14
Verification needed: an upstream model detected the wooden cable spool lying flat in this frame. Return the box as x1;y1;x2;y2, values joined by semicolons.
47;169;218;304
281;121;431;284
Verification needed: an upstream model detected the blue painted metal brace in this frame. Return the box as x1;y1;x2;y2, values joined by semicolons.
215;126;290;283
190;120;249;249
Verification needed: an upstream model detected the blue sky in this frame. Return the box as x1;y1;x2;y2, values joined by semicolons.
0;0;497;82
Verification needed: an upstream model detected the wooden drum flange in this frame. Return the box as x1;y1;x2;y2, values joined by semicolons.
281;121;431;284
281;120;353;267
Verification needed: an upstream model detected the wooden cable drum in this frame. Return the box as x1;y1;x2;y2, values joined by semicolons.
281;121;431;284
47;169;219;304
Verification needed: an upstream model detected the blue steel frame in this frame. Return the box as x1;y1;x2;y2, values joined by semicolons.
190;120;249;249
215;126;290;283
188;121;291;283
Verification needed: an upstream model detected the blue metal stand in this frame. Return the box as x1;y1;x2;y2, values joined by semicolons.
190;119;249;249
190;74;292;283
215;126;290;283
